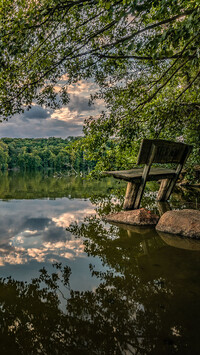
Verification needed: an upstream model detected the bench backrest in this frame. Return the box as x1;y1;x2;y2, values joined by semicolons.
137;139;192;165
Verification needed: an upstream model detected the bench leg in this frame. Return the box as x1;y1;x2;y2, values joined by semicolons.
157;179;171;201
165;176;179;201
132;145;157;210
157;201;171;216
123;182;140;210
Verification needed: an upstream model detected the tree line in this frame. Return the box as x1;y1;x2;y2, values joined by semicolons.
0;137;96;172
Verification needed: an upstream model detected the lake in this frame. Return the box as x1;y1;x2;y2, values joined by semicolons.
0;170;199;354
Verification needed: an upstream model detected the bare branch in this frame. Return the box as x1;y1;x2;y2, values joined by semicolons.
148;33;200;91
97;53;181;60
133;56;194;112
176;70;200;100
99;9;195;50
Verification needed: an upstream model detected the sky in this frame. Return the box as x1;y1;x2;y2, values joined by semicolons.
0;80;103;139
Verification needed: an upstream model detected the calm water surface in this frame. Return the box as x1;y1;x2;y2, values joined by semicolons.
0;171;199;354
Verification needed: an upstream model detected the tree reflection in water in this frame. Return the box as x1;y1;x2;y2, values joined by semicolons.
0;215;199;355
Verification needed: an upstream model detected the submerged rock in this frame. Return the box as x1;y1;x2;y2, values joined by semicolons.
105;208;159;226
158;231;200;251
156;209;200;239
105;222;155;235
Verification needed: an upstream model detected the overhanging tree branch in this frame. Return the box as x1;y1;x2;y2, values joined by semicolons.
133;55;195;112
176;70;200;100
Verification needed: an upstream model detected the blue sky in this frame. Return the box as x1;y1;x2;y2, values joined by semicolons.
0;80;103;138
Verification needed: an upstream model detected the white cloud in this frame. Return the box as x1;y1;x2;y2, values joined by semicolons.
51;107;80;123
0;79;104;138
52;208;95;228
0;198;96;266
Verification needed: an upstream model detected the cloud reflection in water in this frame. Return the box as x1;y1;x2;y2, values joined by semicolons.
0;198;96;267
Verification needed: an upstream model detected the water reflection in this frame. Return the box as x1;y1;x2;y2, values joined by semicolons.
67;217;200;354
0;171;199;354
0;218;199;354
158;231;200;251
0;199;95;267
0;171;122;272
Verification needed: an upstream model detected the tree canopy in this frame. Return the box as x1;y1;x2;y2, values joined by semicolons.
0;0;199;170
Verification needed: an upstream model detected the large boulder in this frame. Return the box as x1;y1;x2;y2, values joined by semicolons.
156;209;200;239
105;208;159;226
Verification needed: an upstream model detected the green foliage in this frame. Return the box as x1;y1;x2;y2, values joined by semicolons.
0;137;96;172
0;0;199;113
0;0;199;173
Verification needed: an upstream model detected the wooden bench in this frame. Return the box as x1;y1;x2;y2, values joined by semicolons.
103;139;192;210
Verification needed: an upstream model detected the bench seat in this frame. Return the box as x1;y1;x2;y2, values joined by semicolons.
103;168;176;182
103;139;192;210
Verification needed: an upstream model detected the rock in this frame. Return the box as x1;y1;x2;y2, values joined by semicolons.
106;221;155;235
156;209;200;239
158;231;200;251
105;208;159;226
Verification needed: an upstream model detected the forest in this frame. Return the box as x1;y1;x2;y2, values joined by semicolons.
0;137;96;172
